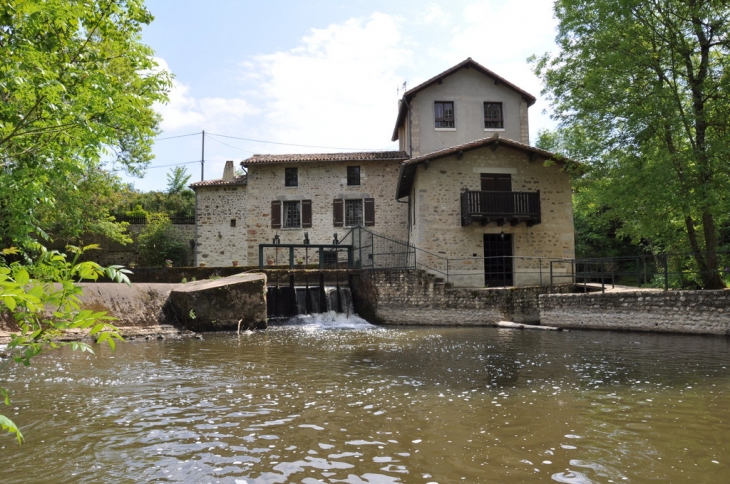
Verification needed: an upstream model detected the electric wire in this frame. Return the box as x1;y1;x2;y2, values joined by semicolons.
206;132;386;151
153;132;202;141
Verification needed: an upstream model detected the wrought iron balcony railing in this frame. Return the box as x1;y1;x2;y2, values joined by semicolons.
460;190;541;227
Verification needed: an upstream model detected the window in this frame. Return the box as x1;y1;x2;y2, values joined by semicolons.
271;200;312;228
283;201;301;228
484;102;503;129
347;166;360;186
345;199;363;226
333;198;375;227
434;101;455;128
285;167;298;187
481;173;511;191
230;219;236;227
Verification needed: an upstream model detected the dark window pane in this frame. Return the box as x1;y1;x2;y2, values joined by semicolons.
285;167;298;187
435;101;455;128
347;166;360;186
344;199;363;226
484;102;503;129
481;174;511;191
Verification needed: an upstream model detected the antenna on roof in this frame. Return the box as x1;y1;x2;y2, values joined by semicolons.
397;81;407;97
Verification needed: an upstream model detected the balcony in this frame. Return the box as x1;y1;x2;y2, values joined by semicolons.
461;189;541;227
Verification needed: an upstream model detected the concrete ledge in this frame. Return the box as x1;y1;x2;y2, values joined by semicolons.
168;273;267;332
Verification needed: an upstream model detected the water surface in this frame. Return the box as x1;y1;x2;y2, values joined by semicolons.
2;315;729;483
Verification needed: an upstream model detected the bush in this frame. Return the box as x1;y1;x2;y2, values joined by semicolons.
137;215;188;267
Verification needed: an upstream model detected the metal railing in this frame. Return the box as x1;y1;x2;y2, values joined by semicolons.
550;251;730;292
259;243;353;269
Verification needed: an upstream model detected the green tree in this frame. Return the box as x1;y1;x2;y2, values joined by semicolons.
137;215;188;267
1;245;128;443
533;0;730;289
0;0;171;247
166;166;193;195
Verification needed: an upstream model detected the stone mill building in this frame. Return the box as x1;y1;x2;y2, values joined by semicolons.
191;58;577;287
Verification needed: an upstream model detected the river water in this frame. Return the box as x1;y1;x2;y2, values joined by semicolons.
2;314;729;483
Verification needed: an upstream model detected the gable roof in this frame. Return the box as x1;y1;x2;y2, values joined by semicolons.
190;175;247;189
395;136;581;199
241;151;408;166
392;58;537;142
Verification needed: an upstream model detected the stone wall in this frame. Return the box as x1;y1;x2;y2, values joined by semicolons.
409;144;575;287
351;269;574;325
195;184;248;267
245;160;408;266
540;290;730;335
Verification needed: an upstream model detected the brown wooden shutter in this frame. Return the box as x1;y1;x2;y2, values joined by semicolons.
333;198;343;227
364;198;375;226
271;200;281;229
302;199;312;228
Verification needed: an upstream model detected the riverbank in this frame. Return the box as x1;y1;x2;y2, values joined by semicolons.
2;270;730;341
0;283;193;344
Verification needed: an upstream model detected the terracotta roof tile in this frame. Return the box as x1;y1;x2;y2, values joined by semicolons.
241;151;409;165
190;175;247;189
395;136;583;199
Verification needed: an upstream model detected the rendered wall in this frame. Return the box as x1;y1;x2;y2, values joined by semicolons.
408;68;529;157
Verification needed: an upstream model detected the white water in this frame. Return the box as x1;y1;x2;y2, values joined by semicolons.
272;310;376;330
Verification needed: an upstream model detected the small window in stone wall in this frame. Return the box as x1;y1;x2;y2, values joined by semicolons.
230;219;236;227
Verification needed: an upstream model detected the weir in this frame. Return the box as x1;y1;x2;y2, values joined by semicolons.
267;285;354;319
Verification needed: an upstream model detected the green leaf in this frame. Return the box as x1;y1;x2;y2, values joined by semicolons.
0;415;24;445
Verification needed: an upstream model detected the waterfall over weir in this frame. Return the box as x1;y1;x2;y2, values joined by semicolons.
267;285;354;320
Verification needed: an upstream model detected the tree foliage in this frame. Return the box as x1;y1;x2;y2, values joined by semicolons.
137;214;188;267
166;166;192;195
1;245;128;443
533;0;730;288
0;0;171;246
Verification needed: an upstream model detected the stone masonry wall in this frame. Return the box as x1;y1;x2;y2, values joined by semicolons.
245;160;408;266
195;184;248;267
410;144;575;287
351;269;574;326
540;290;730;335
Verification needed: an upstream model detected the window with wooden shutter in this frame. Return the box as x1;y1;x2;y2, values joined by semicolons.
302;199;312;228
364;198;375;226
271;200;281;229
333;199;344;227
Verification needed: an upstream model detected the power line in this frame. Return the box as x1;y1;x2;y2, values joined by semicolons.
206;132;385;151
154;132;202;141
205;134;257;154
146;160;201;169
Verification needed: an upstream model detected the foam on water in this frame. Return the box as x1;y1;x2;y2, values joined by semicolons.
272;311;376;330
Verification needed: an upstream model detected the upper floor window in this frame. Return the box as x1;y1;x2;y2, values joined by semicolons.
484;102;504;129
347;166;360;186
434;101;455;128
285;167;298;187
283;201;301;227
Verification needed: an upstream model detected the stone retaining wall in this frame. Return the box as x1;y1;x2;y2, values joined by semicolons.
539;290;730;335
351;269;573;325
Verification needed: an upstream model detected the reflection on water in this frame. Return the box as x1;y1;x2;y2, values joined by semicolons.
2;322;730;483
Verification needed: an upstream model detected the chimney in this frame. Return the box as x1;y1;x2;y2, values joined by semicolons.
222;160;234;181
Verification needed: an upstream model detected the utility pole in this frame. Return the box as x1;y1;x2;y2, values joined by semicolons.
201;130;205;181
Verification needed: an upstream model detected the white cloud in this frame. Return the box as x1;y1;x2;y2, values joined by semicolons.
241;13;413;152
154;58;260;133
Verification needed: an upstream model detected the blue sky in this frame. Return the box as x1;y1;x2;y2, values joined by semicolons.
123;0;559;191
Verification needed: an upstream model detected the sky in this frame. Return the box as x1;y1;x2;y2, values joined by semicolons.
122;0;561;192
